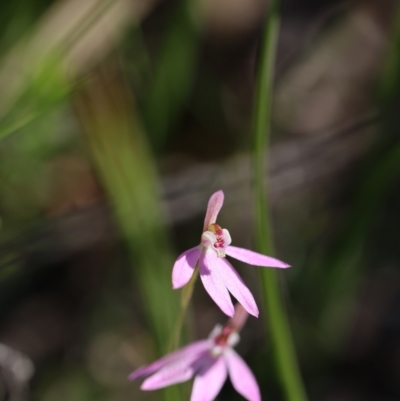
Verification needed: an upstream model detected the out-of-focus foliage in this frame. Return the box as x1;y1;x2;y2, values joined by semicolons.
0;0;400;401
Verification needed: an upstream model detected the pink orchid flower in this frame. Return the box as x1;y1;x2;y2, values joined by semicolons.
172;190;290;317
129;306;260;401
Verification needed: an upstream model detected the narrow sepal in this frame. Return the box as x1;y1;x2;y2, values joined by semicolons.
172;247;201;289
203;190;224;230
129;340;210;381
191;356;227;401
226;245;290;268
225;349;261;401
199;250;234;317
219;258;259;317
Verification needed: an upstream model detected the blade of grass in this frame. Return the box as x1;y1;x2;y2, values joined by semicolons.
252;2;308;401
0;0;138;142
74;62;183;401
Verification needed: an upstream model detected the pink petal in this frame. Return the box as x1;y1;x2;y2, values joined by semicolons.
129;340;210;381
226;246;290;268
140;343;211;390
172;247;201;289
141;358;195;390
219;258;259;317
225;349;261;401
203;190;224;230
191;356;228;401
199;250;234;317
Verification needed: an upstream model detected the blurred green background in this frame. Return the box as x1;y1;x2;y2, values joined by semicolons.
0;0;400;400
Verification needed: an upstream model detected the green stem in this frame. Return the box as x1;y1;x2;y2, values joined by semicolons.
252;2;308;401
168;266;199;351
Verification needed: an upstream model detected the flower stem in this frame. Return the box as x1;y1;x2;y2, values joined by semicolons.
252;2;308;401
168;266;199;351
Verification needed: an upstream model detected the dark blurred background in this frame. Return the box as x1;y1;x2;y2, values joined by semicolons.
0;0;400;400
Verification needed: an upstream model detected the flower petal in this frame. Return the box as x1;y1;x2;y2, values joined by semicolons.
203;190;224;230
140;346;211;390
172;247;201;289
129;340;210;381
225;349;261;401
201;231;216;248
222;229;232;246
200;250;234;317
219;258;259;317
191;356;227;401
141;358;195;390
226;246;290;268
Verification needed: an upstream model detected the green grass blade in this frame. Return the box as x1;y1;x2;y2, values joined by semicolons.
75;64;182;401
251;2;308;401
